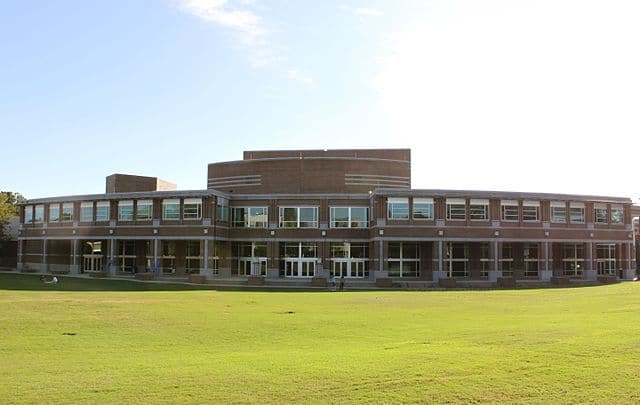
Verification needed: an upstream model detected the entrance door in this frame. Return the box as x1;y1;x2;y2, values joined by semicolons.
239;258;267;276
285;259;315;277
332;260;365;278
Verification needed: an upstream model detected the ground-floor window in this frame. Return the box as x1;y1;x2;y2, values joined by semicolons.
388;242;419;277
523;243;539;277
596;244;616;275
82;241;103;272
117;240;136;272
330;242;369;278
563;243;584;277
479;242;490;277
280;242;318;277
234;242;267;276
185;241;202;274
160;241;176;274
501;243;514;276
444;242;467;278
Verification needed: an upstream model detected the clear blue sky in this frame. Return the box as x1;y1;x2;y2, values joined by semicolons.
1;1;638;200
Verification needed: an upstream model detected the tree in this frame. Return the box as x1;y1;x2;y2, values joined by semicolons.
0;191;25;240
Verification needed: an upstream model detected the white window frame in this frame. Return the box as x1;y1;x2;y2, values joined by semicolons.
136;200;153;221
24;205;33;224
49;204;60;223
501;200;519;222
279;207;319;228
594;203;608;224
610;205;623;224
569;202;585;224
387;198;409;220
34;204;44;223
96;201;110;222
388;242;420;278
80;202;94;222
446;198;466;221
522;201;540;222
118;200;134;221
232;207;268;228
596;243;616;275
61;202;74;222
550;201;567;223
412;198;434;220
330;206;368;228
469;199;489;221
183;198;202;220
162;199;180;221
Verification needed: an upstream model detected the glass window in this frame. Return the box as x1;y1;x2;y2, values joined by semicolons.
232;207;268;228
136;200;153;220
469;199;488;221
330;207;368;228
183;198;202;220
34;205;44;223
551;203;566;223
387;198;409;220
596;244;616;275
387;242;419;277
413;198;433;220
62;203;74;222
163;199;180;220
279;207;318;228
611;206;623;224
216;198;229;222
96;201;110;222
80;202;93;222
594;204;608;224
24;205;33;224
501;201;519;221
569;203;585;224
446;199;466;220
49;204;60;223
118;200;134;221
522;201;539;222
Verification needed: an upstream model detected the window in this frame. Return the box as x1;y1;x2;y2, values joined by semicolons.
185;241;202;274
118;200;134;221
501;200;519;221
611;205;623;224
444;242;468;277
280;242;318;277
330;242;369;278
562;243;584;277
594;203;608;224
388;242;419;277
550;202;566;223
387;198;409;220
24;206;33;224
62;202;74;222
96;201;110;222
469;199;488;221
183;198;202;220
216;198;229;222
49;204;60;223
34;205;44;223
522;201;539;222
279;207;318;228
413;198;434;220
162;199;180;220
596;244;616;275
446;198;466;220
136;200;153;220
569;202;585;224
330;207;368;228
523;243;539;277
80;202;93;222
235;242;267;276
232;207;268;228
501;243;513;276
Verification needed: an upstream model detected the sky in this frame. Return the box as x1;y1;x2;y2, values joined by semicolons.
1;0;638;201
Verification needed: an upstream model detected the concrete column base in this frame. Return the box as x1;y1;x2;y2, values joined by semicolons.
111;266;120;276
583;270;597;281
623;269;636;280
266;268;280;279
488;270;502;282
539;270;552;282
432;270;447;282
218;267;232;278
16;263;23;271
200;269;214;280
374;270;389;280
69;265;80;275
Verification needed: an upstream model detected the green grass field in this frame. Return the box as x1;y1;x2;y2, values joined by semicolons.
1;273;640;403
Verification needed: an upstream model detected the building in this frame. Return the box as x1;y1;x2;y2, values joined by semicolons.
17;149;637;285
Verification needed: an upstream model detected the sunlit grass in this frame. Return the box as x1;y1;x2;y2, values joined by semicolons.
1;274;639;403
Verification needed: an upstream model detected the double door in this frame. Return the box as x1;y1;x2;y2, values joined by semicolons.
284;259;316;277
332;260;366;278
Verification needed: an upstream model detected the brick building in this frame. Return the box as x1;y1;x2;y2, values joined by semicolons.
17;149;638;285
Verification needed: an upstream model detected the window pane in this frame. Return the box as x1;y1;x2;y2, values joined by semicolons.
611;208;623;224
80;205;93;222
62;204;74;221
49;205;60;222
469;204;488;220
595;208;608;224
388;242;401;259
551;207;566;223
96;203;110;221
34;205;44;223
447;204;466;220
280;207;298;227
350;207;368;228
299;207;317;228
232;208;247;227
331;207;349;228
388;202;409;220
413;203;433;220
331;243;349;258
350;243;368;258
249;207;268;228
570;207;584;223
118;205;133;221
402;242;418;259
183;202;202;219
163;203;180;220
523;206;539;221
136;201;152;220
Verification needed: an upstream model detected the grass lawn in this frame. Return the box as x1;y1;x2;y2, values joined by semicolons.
1;274;640;403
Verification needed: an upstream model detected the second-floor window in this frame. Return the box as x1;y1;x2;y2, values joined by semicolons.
61;202;74;222
551;202;566;223
279;207;318;228
232;207;268;228
96;201;110;222
413;198;434;220
136;200;153;220
34;205;44;223
49;204;60;223
24;205;33;223
501;200;519;221
611;205;623;224
446;198;466;220
216;198;229;222
118;200;134;221
330;207;368;228
80;202;93;222
183;198;202;220
522;201;540;221
163;199;180;220
469;199;489;221
569;203;585;224
387;198;409;220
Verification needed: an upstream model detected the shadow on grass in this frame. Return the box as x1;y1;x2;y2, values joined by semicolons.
0;272;328;292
